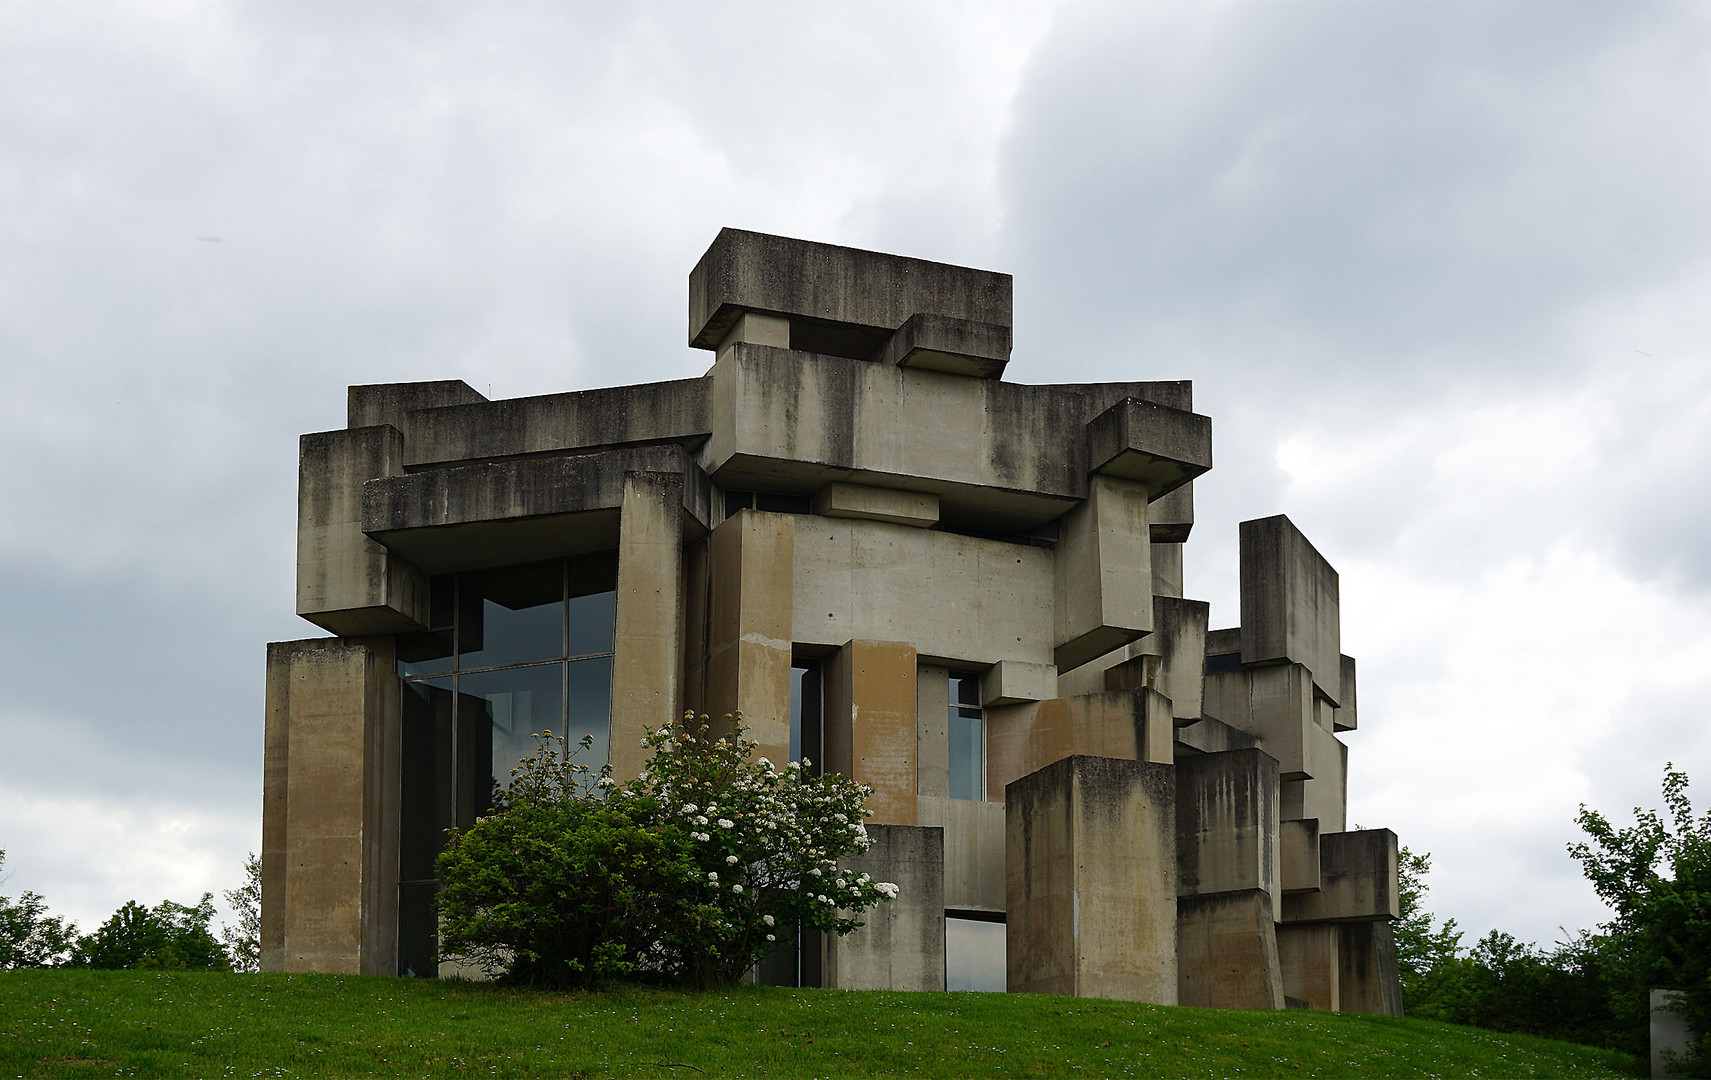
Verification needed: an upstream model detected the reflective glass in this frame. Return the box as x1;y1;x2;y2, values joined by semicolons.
566;655;613;774
458;562;563;670
397;629;454;679
949;707;984;801
459;662;564;816
566;590;616;658
945;917;1006;992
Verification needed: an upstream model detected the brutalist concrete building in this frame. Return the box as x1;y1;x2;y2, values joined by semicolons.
262;228;1402;1012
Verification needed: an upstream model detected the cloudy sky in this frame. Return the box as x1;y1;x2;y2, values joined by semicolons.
3;0;1709;952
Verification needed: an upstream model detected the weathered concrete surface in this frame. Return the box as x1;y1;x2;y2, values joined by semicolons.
1054;475;1153;671
824;640;919;826
981;660;1057;707
1085;398;1212;499
1148;482;1195;545
919;794;1007;912
1152;542;1185;598
1282;829;1399;924
1006;756;1178;1004
1203;663;1322;780
609;471;685;782
1334;654;1358;732
297;426;429;636
1176;891;1285;1010
1277;922;1340;1011
792;517;1055;667
347;379;487;432
1240;515;1342;705
811;482;939;528
874;312;1011;379
916;664;951;799
987;688;1174;799
1652;988;1691;1079
704;510;795;763
825;825;946;991
1175;749;1281;920
1078;597;1209;722
1338;921;1404;1016
1281;818;1323;894
262;637;399;975
1281;726;1348;832
1174;716;1260;757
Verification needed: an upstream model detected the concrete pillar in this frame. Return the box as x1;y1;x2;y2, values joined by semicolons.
262;636;399;975
1053;475;1153;671
1176;891;1284;1009
824;640;919;826
1337;921;1403;1016
823;825;945;991
704;509;795;763
1175;749;1281;920
609;470;686;782
1006;755;1177;1004
1277;923;1340;1011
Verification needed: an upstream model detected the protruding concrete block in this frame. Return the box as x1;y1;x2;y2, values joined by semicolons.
981;659;1057;707
1175;749;1281;920
347;379;487;432
297;426;430;637
610;470;686;782
919;794;1006;912
1152;542;1184;598
1104;597;1209;722
1281;819;1322;894
1054;475;1153;671
811;482;939;528
1240;515;1342;705
987;688;1175;799
1174;716;1260;757
716;310;790;355
1148;482;1194;545
824;640;919;826
1281;726;1348;832
1203;663;1321;780
1334;655;1358;732
1282;829;1399;924
1277;922;1339;1011
1086;398;1212;499
705;509;796;764
1006;756;1178;1004
1337;921;1403;1016
1177;891;1285;1010
874;312;1011;379
825;825;945;991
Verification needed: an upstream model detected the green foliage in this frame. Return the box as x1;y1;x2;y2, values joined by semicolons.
437;712;896;989
0;849;77;969
0;970;1640;1078
1393;846;1463;1016
71;895;230;971
220;852;261;973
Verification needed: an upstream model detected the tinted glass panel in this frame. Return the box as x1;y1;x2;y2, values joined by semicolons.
397;629;454;679
790;664;823;769
946;917;1006;992
460;663;564;816
949;708;983;801
566;655;613;774
458;562;563;670
400;677;455;881
397;882;439;977
951;674;981;707
566;590;616;658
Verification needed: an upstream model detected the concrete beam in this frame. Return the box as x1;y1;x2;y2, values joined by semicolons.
824;640;919;826
1054;475;1152;671
811;482;939;528
347;380;487;432
980;659;1057;707
1099;597;1209;722
1006;756;1178;1004
1174;716;1260;757
1281;818;1322;894
1282;829;1399;924
824;825;945;991
987;688;1175;799
1240;515;1343;705
1334;655;1358;732
1085;398;1212;499
874;313;1011;379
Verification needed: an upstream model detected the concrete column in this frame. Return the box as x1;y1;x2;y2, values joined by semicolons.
704;509;795;763
262;636;400;975
1277;923;1340;1010
610;470;686;782
1053;475;1153;671
823;825;945;991
1006;755;1177;1004
1337;921;1403;1016
1176;891;1284;1009
824;640;919;826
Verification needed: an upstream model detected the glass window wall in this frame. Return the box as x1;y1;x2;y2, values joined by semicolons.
948;674;985;801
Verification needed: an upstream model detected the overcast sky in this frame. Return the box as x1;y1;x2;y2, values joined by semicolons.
3;0;1709;953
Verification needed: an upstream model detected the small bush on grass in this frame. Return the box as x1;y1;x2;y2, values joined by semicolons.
437;711;896;989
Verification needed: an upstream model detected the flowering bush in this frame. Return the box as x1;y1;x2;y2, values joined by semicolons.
436;712;896;989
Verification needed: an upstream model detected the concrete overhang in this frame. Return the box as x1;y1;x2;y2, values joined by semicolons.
1086;398;1213;498
688;228;1012;355
873;313;1011;379
361;445;712;575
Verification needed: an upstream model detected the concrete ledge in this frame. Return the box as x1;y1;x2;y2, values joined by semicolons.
811;482;938;527
874;313;1011;379
1086;398;1212;498
347;380;487;432
1282;829;1399;924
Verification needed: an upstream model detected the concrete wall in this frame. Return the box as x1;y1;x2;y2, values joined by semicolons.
262;637;399;975
823;640;919;826
824;825;945;991
1175;749;1281;918
919;795;1006;912
1053;475;1153;671
1006;756;1178;1004
1652;988;1692;1080
1282;829;1399;924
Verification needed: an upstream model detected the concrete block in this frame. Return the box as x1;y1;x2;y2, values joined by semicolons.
1338;921;1403;1016
981;660;1057;707
1148;482;1194;544
919;794;1006;912
609;471;686;782
1085;398;1212;499
1173;716;1260;757
1281;726;1348;832
1006;756;1178;1004
1240;515;1342;705
1054;475;1153;671
1277;923;1339;1011
1102;597;1209;722
1203;664;1320;780
1282;829;1399;924
988;688;1175;799
1152;542;1184;598
824;640;919;826
1334;655;1357;732
704;510;796;765
1281;819;1322;894
825;825;945;991
716;310;790;355
1653;988;1692;1080
347;379;487;432
689;228;1013;354
297;426;430;636
811;482;938;528
916;664;950;799
1176;891;1285;1010
1175;749;1281;920
874;312;1011;379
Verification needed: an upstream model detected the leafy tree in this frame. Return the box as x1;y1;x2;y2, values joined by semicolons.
71;895;230;971
0;850;77;969
221;852;261;973
1393;846;1463;1017
1570;764;1711;1074
437;712;896;989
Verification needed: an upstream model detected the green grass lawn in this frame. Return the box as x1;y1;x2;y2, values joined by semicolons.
0;970;1638;1078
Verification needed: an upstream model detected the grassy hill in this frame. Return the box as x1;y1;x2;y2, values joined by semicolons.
0;970;1638;1078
